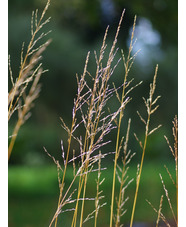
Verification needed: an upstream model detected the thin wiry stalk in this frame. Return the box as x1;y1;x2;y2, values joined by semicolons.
71;174;85;227
49;157;86;227
94;151;102;227
110;15;137;227
54;51;91;227
130;65;161;227
71;28;109;226
49;147;114;226
115;119;135;227
79;81;128;227
8;0;51;160
72;12;129;225
79;152;106;226
79;172;88;226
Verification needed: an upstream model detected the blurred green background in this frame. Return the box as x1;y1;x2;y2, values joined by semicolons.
8;0;177;226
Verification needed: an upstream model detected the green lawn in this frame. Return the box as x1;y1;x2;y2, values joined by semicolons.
9;161;176;226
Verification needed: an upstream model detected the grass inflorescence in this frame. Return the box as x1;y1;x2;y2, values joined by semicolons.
8;0;51;160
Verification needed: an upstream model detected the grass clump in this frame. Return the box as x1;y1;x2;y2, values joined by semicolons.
43;10;143;227
44;10;164;227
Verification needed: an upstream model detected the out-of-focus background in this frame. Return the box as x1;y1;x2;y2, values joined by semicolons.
8;0;177;226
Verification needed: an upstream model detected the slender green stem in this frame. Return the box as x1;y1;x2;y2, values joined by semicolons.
130;65;158;227
54;52;90;227
79;173;88;227
71;174;85;227
109;16;136;227
94;154;101;227
129;122;149;227
110;115;123;227
116;163;126;227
